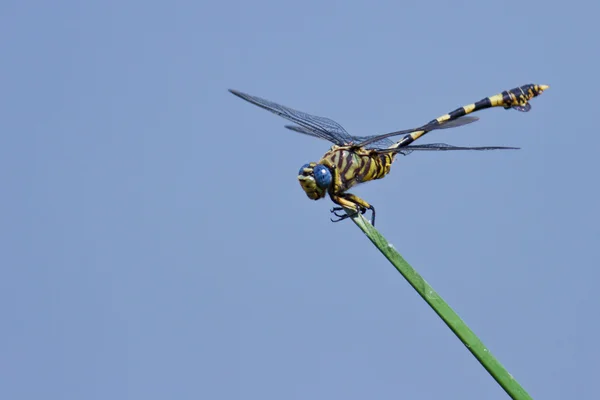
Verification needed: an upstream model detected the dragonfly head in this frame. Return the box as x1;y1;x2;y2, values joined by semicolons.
297;162;332;200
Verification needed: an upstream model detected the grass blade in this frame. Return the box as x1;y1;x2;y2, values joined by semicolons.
347;210;532;400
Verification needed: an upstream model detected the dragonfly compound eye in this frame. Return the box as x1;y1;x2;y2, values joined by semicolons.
298;163;311;176
313;164;332;189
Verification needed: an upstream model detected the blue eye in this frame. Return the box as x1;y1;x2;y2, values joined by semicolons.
313;164;332;189
298;163;310;175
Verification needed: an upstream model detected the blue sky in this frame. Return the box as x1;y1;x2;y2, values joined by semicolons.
1;1;598;399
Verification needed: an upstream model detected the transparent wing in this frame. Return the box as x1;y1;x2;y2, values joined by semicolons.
355;116;480;149
229;89;355;146
284;125;338;143
350;134;395;149
378;143;520;156
285;125;395;148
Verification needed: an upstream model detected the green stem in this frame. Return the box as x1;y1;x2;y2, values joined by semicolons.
348;211;532;400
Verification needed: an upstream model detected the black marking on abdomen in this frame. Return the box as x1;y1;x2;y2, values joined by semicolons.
448;107;467;120
474;97;492;111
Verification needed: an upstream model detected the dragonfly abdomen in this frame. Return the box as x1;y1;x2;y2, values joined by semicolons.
391;83;549;148
427;83;548;128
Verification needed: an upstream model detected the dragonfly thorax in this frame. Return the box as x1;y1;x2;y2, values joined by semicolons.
298;162;332;200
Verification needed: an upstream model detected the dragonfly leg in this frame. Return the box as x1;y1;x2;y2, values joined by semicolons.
329;193;376;225
330;206;366;220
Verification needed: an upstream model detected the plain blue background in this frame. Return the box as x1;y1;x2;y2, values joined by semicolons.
1;1;598;399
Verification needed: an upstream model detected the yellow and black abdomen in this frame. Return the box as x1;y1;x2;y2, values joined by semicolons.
495;84;547;112
426;83;548;128
392;83;549;148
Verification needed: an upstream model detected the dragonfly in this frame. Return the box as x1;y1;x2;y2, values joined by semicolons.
229;84;549;225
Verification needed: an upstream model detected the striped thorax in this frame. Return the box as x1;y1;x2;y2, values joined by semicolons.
297;145;395;200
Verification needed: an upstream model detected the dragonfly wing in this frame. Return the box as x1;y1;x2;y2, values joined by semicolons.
230;89;354;146
378;143;520;156
351;135;395;149
284;125;339;142
290;128;399;149
286;125;397;148
428;116;480;129
355;116;480;148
